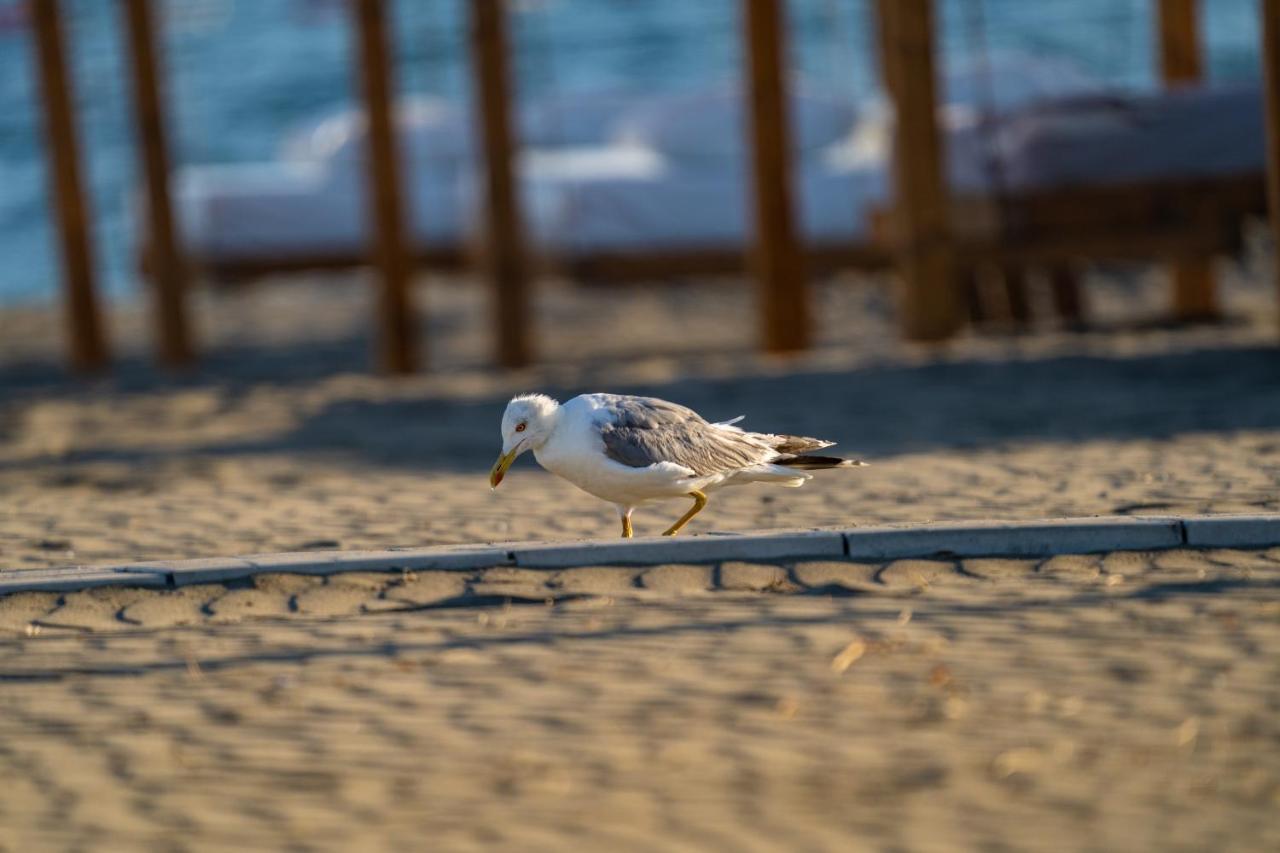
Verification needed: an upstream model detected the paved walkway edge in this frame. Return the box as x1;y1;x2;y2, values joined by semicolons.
2;514;1277;594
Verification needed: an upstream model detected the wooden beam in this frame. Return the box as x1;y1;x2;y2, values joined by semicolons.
353;0;418;373
1264;0;1280;327
122;0;194;367
1168;256;1216;319
1049;267;1086;327
470;0;531;368
874;0;899;101
743;0;808;352
1158;0;1203;83
956;266;985;325
877;0;958;340
30;0;110;372
1000;266;1032;327
181;242;893;287
1157;0;1216;320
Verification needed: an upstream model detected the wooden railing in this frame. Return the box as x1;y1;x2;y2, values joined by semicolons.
26;0;1280;374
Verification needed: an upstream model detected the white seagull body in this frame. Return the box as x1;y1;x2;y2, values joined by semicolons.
490;393;864;537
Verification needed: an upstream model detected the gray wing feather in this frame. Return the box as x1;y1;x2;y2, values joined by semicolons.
596;395;704;430
595;396;774;475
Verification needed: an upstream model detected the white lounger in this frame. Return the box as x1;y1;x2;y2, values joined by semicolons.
159;55;1263;279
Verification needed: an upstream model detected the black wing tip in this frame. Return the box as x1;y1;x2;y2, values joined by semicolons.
776;455;868;470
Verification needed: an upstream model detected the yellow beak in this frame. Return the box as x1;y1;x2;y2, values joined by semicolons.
489;448;518;489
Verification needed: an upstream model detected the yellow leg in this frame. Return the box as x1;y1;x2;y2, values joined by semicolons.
621;514;633;538
662;490;708;537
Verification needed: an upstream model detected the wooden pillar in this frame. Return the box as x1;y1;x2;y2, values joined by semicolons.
1158;0;1203;83
353;0;417;373
877;0;958;341
470;0;531;368
957;266;985;324
1049;267;1086;327
1000;266;1031;327
122;0;193;367
1264;0;1280;326
744;0;808;352
1158;0;1216;320
31;0;110;372
874;0;898;101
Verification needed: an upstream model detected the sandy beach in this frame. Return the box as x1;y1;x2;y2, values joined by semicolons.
2;264;1279;849
1;546;1278;850
3;264;1280;571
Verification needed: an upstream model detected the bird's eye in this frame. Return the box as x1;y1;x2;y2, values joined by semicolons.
515;423;526;433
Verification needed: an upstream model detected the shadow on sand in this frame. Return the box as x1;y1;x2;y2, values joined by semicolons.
2;339;1279;474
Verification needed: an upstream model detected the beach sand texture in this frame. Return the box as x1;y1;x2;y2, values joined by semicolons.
2;271;1280;571
2;268;1279;849
1;547;1278;850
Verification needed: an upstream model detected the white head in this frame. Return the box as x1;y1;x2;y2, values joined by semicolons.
490;394;560;488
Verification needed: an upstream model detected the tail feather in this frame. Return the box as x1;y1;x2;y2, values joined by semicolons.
774;454;867;470
770;433;836;455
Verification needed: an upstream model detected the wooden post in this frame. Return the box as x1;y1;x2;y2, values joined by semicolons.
1264;0;1280;327
1158;0;1216;320
470;0;531;368
31;0;110;372
353;0;417;373
122;0;193;367
877;0;958;341
1158;0;1203;83
1049;267;1086;327
744;0;808;352
874;0;898;102
957;266;985;324
1000;266;1031;327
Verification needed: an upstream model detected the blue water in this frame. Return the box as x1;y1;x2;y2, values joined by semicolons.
0;0;1264;304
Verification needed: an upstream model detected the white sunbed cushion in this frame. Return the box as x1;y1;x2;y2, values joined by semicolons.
995;83;1266;190
521;160;887;254
174;160;467;259
941;50;1109;119
291;96;475;167
615;85;858;166
519;91;648;148
288;92;648;163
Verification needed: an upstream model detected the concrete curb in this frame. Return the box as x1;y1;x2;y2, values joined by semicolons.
1183;515;1280;549
842;517;1186;560
511;530;844;569
2;514;1277;595
115;546;515;588
0;567;170;594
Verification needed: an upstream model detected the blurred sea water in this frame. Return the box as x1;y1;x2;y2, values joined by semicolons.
0;0;1264;304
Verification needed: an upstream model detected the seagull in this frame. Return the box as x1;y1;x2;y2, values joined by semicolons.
490;393;865;537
